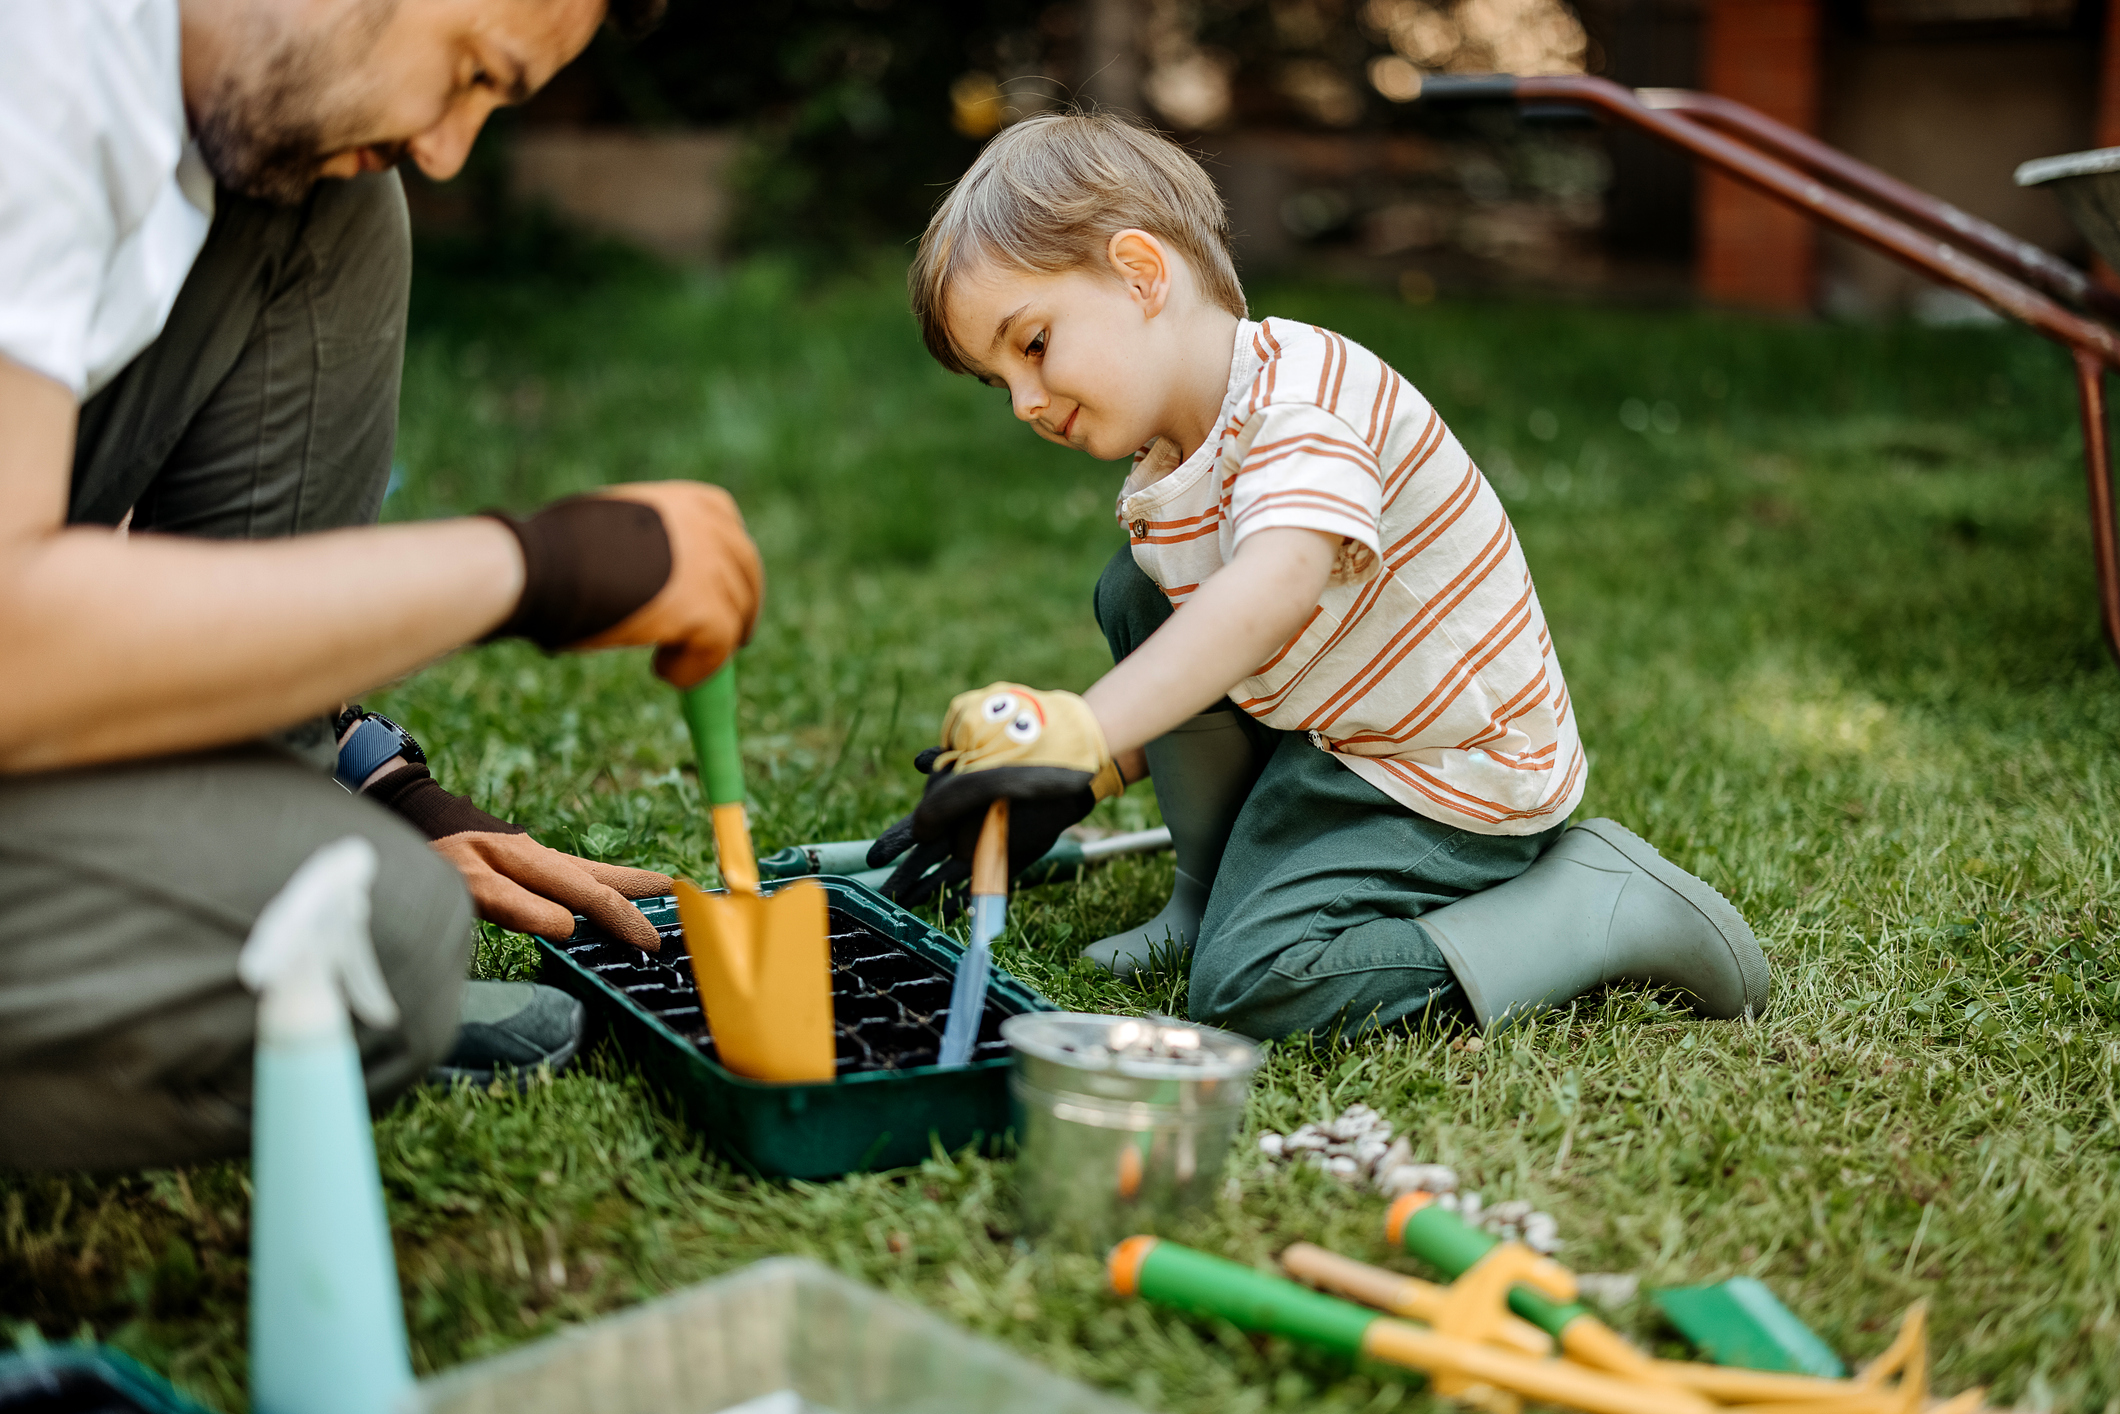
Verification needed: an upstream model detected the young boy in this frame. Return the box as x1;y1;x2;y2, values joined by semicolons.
871;113;1768;1041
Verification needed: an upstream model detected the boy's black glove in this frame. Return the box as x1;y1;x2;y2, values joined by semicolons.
868;684;1124;911
867;747;1096;910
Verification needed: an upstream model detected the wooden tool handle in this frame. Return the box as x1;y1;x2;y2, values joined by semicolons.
971;798;1009;896
1280;1243;1553;1359
1360;1320;1715;1414
1282;1243;1424;1314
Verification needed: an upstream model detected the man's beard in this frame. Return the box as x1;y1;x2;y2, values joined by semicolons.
190;0;401;205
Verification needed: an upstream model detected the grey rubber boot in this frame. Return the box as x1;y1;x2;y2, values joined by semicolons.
1419;818;1769;1028
1080;710;1259;980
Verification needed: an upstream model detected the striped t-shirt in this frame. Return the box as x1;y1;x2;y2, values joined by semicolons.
1117;317;1585;835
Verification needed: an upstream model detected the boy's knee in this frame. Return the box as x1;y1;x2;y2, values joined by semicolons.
1184;941;1285;1040
1186;917;1459;1043
1187;975;1304;1043
1094;548;1172;662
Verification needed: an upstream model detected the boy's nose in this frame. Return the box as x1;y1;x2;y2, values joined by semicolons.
1012;385;1047;422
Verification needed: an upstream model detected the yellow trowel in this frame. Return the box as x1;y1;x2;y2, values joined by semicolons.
673;661;835;1083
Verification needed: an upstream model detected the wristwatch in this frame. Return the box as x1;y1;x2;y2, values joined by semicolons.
332;706;427;793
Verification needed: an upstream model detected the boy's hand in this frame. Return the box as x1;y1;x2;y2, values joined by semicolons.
868;684;1124;905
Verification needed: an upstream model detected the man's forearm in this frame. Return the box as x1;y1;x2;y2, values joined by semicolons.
1083;527;1338;758
0;519;523;772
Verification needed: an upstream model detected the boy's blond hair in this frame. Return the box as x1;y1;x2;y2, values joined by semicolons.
910;112;1247;374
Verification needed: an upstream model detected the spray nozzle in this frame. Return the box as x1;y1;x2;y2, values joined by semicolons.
239;836;399;1043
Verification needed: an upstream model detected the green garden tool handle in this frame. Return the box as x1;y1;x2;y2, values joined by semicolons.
681;661;747;807
680;660;758;890
1387;1193;1586;1337
1113;1236;1711;1414
1109;1237;1378;1359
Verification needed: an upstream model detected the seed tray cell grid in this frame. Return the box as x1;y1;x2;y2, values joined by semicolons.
561;907;1012;1074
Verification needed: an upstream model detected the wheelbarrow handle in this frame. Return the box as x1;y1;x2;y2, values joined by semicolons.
1408;73;1520;103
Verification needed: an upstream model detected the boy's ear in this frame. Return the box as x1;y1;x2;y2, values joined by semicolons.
1107;229;1171;318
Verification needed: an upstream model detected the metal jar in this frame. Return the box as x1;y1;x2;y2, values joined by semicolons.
1001;1013;1262;1251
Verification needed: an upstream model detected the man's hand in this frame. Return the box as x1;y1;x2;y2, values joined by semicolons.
869;684;1124;906
486;481;764;689
427;824;673;954
341;711;671;952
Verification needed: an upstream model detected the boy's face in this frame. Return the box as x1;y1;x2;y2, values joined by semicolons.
943;260;1176;462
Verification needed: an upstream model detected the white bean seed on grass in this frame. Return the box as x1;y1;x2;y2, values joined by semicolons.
1251;1103;1568;1252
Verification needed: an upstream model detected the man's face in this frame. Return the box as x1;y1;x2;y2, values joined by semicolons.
191;0;606;204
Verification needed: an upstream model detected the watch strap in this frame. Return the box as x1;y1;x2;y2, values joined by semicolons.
335;712;427;793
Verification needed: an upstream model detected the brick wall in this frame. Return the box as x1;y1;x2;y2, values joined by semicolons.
1697;0;1823;312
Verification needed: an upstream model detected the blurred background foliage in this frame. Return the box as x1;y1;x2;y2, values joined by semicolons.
571;0;1050;253
410;0;2104;318
431;0;1611;268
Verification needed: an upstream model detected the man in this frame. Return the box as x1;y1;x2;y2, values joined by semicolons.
0;0;763;1170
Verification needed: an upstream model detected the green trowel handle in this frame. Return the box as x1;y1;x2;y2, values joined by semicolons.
681;661;747;808
1111;1238;1377;1360
1395;1200;1588;1339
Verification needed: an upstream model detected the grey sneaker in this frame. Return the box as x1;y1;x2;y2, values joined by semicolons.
428;980;586;1089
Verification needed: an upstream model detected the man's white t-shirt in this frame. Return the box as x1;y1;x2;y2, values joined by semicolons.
0;0;212;401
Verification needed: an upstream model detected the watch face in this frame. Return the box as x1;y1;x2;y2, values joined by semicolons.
361;712;427;768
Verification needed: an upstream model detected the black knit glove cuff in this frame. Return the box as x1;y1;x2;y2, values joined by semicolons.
365;763;525;842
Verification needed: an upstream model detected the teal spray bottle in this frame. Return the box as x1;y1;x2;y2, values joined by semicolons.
238;837;415;1414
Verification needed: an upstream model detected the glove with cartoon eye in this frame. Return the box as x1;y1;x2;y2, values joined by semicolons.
868;684;1125;909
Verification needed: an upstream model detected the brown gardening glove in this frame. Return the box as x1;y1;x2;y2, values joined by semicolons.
485;480;764;689
339;713;672;953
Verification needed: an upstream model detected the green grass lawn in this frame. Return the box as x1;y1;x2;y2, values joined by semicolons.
8;253;2119;1413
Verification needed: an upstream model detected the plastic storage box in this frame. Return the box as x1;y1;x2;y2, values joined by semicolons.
538;878;1052;1179
403;1256;1141;1414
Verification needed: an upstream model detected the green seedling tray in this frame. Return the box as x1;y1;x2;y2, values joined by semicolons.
538;877;1051;1180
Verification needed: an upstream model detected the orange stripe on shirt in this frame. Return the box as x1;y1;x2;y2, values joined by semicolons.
1242;436;1383;484
1365;366;1398;454
1299;519;1515;727
1239;495;1495;723
1250;605;1326;677
1330;583;1535;744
